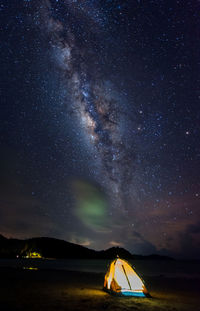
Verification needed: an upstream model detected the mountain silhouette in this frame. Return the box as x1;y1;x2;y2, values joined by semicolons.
0;235;173;260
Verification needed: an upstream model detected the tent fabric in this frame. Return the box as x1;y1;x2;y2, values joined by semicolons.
104;258;149;297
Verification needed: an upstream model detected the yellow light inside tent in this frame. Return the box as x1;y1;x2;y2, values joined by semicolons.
114;259;144;292
104;258;148;296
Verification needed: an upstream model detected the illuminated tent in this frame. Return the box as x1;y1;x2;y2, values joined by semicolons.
104;257;149;297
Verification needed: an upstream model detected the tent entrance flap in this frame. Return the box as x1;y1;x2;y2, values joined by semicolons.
122;264;131;290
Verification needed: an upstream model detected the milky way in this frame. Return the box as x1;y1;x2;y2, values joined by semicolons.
40;0;136;214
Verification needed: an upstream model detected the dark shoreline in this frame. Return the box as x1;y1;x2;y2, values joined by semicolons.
0;266;199;311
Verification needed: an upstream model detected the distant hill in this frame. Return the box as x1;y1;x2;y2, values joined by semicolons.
0;235;174;260
98;246;133;259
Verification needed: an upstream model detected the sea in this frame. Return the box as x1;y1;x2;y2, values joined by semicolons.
0;258;200;279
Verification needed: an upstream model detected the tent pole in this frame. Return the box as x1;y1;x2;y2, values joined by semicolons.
122;265;132;290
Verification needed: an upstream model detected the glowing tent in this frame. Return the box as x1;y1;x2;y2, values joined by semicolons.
104;257;149;297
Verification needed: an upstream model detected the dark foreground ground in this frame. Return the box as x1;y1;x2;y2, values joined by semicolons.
0;267;199;311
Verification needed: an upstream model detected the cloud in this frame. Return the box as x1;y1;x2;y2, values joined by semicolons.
112;229;158;256
0;191;56;239
69;235;92;247
0;150;58;239
129;231;158;255
109;241;123;247
177;222;200;259
186;222;200;234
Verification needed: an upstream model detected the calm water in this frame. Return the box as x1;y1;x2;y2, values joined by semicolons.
0;258;199;279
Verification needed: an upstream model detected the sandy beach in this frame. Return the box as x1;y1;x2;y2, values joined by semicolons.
0;267;199;311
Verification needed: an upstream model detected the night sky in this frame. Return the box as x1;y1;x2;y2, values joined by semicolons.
1;0;200;259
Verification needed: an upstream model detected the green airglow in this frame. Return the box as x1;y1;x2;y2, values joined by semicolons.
72;179;109;231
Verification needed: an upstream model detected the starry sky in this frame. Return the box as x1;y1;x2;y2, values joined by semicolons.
1;0;200;259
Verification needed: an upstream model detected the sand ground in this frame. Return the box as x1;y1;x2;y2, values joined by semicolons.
0;267;199;311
